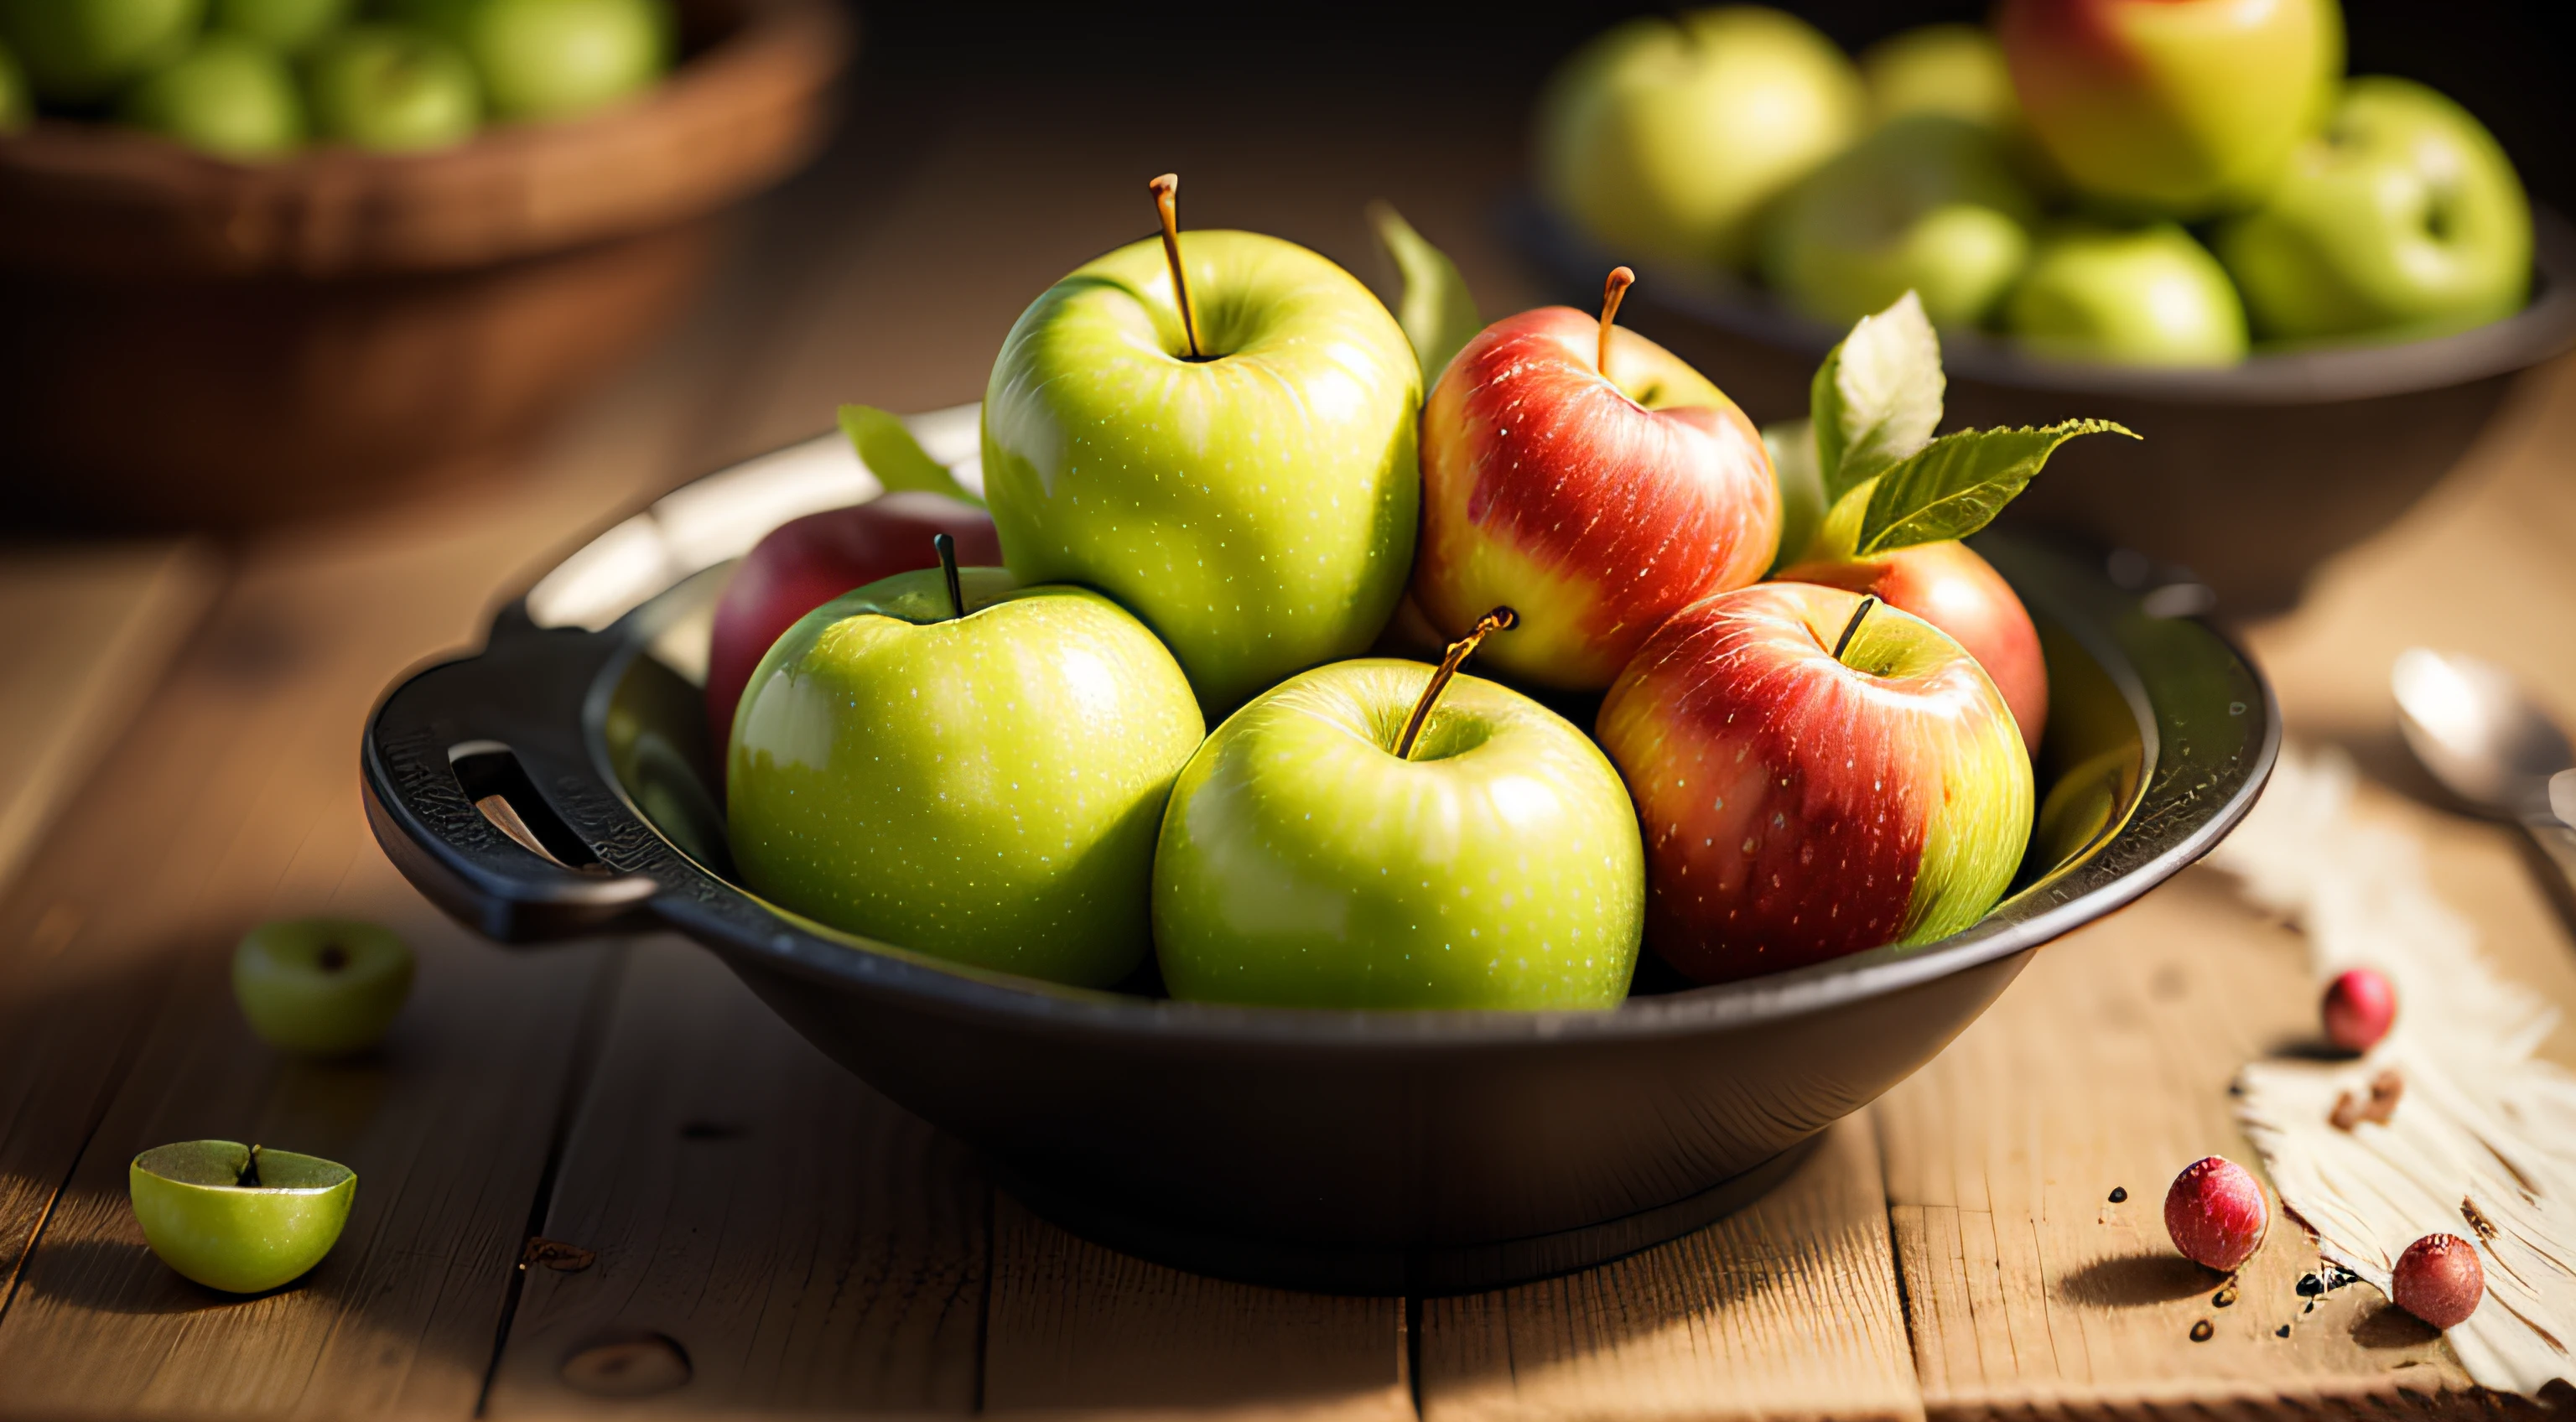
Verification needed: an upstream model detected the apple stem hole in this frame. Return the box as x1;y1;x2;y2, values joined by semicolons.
933;532;964;620
1395;606;1518;760
318;943;349;973
1597;266;1635;379
1147;173;1206;361
1831;594;1880;666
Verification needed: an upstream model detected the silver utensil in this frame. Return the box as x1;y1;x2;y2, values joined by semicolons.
2392;646;2576;895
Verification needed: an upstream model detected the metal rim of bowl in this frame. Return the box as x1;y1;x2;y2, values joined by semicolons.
1509;199;2576;407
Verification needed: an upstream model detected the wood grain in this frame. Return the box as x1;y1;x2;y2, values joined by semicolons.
0;540;218;899
1418;1116;1921;1422
982;1196;1410;1421
483;935;987;1418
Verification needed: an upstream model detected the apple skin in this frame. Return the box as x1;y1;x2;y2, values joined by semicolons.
210;0;347;51
1413;306;1778;693
1537;6;1866;272
1997;0;2342;218
396;0;667;122
0;39;29;129
0;0;204;106
231;917;416;1056
705;493;1001;756
1862;23;2018;132
305;23;481;150
729;567;1202;989
1154;659;1643;1009
984;229;1421;714
129;1141;355;1295
1773;540;2049;755
1762;114;2038;330
2215;77;2531;343
119;32;304;158
1595;582;2033;984
2004;221;2249;366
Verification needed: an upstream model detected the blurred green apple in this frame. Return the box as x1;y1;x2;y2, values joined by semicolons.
0;0;204;105
1862;22;2017;132
1763;114;2037;330
2005;222;2248;366
209;0;345;51
1155;659;1643;1009
1997;0;2342;217
1537;6;1866;272
984;228;1420;714
729;566;1204;988
402;0;667;121
232;917;415;1056
306;23;479;149
120;32;303;158
2215;76;2530;343
0;38;29;128
131;1141;354;1293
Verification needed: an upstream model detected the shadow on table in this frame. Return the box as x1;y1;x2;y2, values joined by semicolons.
2057;1252;2219;1308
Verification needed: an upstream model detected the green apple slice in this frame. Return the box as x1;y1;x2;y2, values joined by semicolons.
130;1141;356;1294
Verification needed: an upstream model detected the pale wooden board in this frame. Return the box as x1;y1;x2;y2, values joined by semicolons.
980;1194;1412;1421
0;541;218;899
483;935;986;1417
1418;1114;1923;1422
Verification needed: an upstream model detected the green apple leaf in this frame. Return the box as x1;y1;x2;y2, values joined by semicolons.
1855;419;2137;555
1812;292;1944;504
838;403;984;507
1762;418;1826;573
1368;201;1483;390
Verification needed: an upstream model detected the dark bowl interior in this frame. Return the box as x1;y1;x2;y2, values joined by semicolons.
1509;201;2576;615
362;433;2275;1294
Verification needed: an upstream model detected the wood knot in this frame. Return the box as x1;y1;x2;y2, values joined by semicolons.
519;1238;596;1272
561;1331;690;1396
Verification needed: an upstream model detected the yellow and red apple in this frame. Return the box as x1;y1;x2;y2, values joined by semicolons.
1596;582;2032;983
1412;297;1779;692
1774;540;2048;754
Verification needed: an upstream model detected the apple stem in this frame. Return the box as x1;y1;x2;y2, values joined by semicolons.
1831;594;1880;665
1148;173;1206;360
1395;606;1519;760
1597;266;1635;379
239;1145;263;1189
934;532;964;620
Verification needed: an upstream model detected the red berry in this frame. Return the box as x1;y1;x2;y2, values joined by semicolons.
2165;1156;2269;1272
2392;1234;2484;1329
2322;968;2397;1052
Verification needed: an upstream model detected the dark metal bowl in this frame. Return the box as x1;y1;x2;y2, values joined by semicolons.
1509;200;2576;615
361;426;2276;1294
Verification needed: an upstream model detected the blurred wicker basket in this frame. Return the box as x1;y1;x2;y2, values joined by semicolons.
0;0;852;529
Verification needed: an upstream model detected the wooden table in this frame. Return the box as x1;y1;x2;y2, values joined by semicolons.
3;73;2573;1422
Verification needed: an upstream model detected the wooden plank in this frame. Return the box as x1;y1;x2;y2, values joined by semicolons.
1417;1116;1922;1422
980;1195;1412;1421
0;540;218;899
483;936;986;1417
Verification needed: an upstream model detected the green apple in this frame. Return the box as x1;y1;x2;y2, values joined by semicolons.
983;228;1421;714
2004;221;2248;366
399;0;666;122
120;32;303;157
0;38;29;128
1155;659;1643;1009
1862;22;2017;132
1536;6;1867;272
306;24;479;150
209;0;345;52
130;1140;355;1294
1996;0;2342;218
1763;114;2037;330
729;565;1204;988
2215;77;2531;343
232;917;416;1056
0;0;204;105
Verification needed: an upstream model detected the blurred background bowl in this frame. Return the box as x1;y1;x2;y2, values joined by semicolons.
1509;201;2576;618
0;0;849;532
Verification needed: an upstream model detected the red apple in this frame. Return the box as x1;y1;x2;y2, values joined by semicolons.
1412;296;1779;692
1772;541;2048;754
706;495;1001;744
1595;582;2033;983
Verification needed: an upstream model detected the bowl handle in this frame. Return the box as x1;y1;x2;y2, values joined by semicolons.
362;632;661;943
